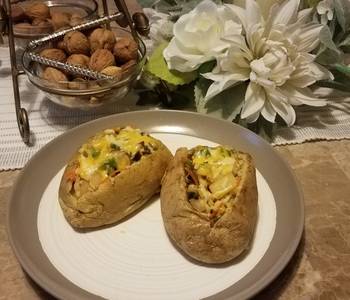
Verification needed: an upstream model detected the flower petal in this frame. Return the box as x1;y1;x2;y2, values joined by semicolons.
268;88;296;126
272;0;300;25
246;111;260;123
256;0;280;20
225;4;247;31
284;85;327;107
164;39;212;72
173;13;196;48
203;73;245;100
261;100;277;123
241;82;265;119
288;71;316;88
245;0;262;29
297;8;313;23
296;24;322;53
308;62;334;81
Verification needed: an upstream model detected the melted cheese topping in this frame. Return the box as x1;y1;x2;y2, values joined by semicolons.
76;127;157;181
188;146;243;220
192;147;238;182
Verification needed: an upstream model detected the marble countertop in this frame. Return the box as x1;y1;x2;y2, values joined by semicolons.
1;140;350;299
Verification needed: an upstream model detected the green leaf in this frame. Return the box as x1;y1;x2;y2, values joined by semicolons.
145;43;198;86
333;0;350;32
195;80;246;121
307;0;321;7
316;26;343;65
334;0;347;32
197;60;216;74
338;34;350;48
333;63;350;76
319;26;339;52
316;46;343;65
316;79;350;92
194;77;211;113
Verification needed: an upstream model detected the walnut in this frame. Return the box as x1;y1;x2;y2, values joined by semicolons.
32;18;49;26
121;59;137;71
121;59;137;77
89;28;116;53
39;48;66;62
68;78;88;90
51;12;71;31
42;67;68;85
66;54;90;67
113;37;138;64
28;18;52;34
56;40;66;51
25;2;50;20
64;31;90;55
101;66;122;80
89;49;115;72
69;13;84;27
11;5;26;22
13;23;33;34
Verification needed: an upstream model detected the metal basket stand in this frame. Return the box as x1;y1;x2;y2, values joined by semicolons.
0;0;149;145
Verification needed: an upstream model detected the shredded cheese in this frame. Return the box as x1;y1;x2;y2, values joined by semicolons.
187;146;243;220
76;127;157;181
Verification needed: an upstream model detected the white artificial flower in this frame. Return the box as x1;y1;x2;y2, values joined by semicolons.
143;8;174;54
316;0;334;24
202;0;333;126
163;0;242;72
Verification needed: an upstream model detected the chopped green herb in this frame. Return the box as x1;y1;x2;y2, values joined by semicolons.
220;147;230;157
110;143;120;151
200;148;210;157
91;147;101;159
100;158;117;174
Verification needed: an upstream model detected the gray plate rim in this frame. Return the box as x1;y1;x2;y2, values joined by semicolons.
7;110;304;300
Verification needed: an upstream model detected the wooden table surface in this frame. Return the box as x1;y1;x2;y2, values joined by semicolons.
1;140;350;299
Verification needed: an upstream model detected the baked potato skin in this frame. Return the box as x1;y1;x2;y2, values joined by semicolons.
160;147;258;264
59;137;172;228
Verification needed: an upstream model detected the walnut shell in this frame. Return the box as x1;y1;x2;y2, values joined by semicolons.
51;12;71;31
113;37;138;64
56;40;66;51
121;59;137;76
101;66;122;80
66;54;90;67
13;23;33;34
32;18;50;26
121;59;137;71
69;13;84;27
89;49;115;72
68;78;88;90
39;48;67;62
42;67;68;83
64;31;90;55
25;2;50;20
11;5;26;22
89;28;116;53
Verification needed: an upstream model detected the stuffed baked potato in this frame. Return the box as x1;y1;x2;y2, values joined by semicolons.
59;126;172;228
160;145;258;264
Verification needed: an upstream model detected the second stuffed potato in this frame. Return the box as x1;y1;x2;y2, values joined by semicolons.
161;145;258;264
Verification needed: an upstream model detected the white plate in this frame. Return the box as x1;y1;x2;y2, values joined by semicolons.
37;133;276;300
7;110;304;300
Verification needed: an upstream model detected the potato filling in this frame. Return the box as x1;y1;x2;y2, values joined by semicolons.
185;146;244;221
68;127;158;189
